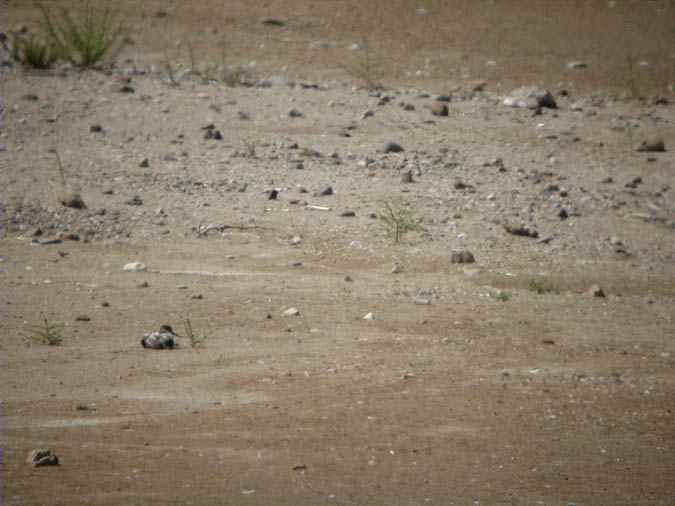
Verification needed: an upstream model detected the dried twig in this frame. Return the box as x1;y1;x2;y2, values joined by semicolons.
195;220;264;237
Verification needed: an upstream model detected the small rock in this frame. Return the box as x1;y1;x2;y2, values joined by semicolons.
558;209;569;220
585;285;605;298
362;312;374;320
59;191;86;209
344;275;353;282
89;124;103;133
430;101;449;116
27;449;59;467
290;235;302;245
636;136;665;152
123;262;147;272
288;109;303;118
141;327;177;349
391;264;403;274
139;158;149;168
340;210;356;217
268;189;279;200
450;250;475;264
383;141;404;153
283;307;300;317
503;223;539;238
414;298;431;305
125;195;143;206
319;185;333;196
138;281;150;288
435;95;451;102
566;61;588;69
400;169;414;183
503;86;557;109
204;128;223;140
483;158;506;173
261;17;285;27
361;109;374;120
625;177;642;189
118;85;135;94
75;315;91;322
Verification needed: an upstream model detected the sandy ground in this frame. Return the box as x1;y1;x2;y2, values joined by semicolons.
1;1;675;505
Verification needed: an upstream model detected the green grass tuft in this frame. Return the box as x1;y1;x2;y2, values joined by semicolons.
379;201;424;244
184;317;208;349
11;34;60;69
39;2;124;68
26;316;65;346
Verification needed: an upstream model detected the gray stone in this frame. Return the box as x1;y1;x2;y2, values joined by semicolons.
401;170;414;183
636;137;665;152
431;101;449;116
450;250;475;264
584;285;605;298
59;191;86;209
503;86;557;109
123;262;146;272
141;327;177;349
383;141;404;153
261;18;285;27
27;449;59;467
503;223;539;238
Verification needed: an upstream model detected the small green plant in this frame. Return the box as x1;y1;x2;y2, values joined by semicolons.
222;65;246;87
27;316;64;345
243;139;257;158
528;278;558;295
183;317;208;348
162;59;181;87
39;2;124;68
347;38;383;90
11;34;60;69
379;201;423;243
492;291;512;302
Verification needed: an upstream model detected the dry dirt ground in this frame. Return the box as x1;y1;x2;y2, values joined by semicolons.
1;1;675;505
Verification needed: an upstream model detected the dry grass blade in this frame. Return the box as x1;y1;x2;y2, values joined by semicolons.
39;2;124;68
26;316;64;346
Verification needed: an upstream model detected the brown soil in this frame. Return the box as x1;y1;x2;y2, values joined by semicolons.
1;1;674;505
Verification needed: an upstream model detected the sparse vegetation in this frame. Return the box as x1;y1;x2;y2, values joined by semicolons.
243;139;257;158
162;37;247;87
162;58;181;87
222;65;247;87
183;317;208;348
39;2;124;68
347;38;383;90
379;201;423;243
10;34;60;69
528;278;558;295
26;316;64;346
492;291;512;302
